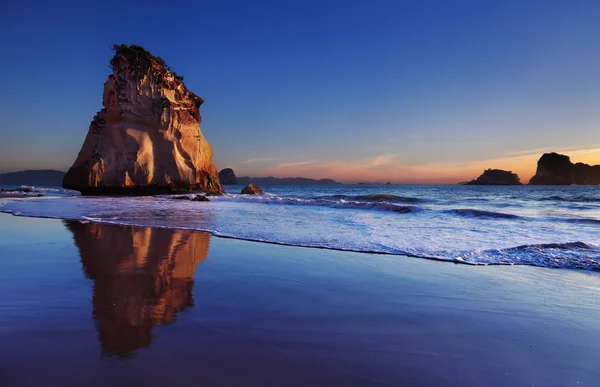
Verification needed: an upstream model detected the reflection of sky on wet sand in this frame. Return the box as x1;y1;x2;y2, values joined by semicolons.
66;221;210;357
2;215;600;386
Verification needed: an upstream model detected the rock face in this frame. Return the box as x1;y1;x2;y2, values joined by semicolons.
63;44;223;195
466;169;522;185
241;183;264;194
529;153;600;185
218;168;237;184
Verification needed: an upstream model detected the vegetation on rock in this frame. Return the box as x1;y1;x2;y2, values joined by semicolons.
110;44;184;81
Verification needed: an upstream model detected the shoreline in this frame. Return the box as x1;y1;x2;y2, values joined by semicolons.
1;209;473;266
2;180;600;273
1;209;597;272
1;214;600;386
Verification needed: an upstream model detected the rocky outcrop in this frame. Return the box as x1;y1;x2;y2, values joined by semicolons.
63;44;223;195
529;153;600;185
241;183;264;194
466;169;522;185
218;168;237;184
67;221;210;356
172;194;210;201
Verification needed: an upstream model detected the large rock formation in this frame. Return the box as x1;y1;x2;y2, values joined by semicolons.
63;44;223;195
529;153;600;185
466;169;522;185
218;168;237;184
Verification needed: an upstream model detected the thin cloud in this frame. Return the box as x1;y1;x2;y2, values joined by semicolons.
366;153;401;167
506;144;600;157
245;158;276;163
276;159;320;168
262;148;600;184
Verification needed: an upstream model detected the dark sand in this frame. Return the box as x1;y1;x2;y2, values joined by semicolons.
0;213;599;386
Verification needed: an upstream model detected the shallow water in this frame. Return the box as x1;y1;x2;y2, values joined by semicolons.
1;215;600;386
1;184;599;270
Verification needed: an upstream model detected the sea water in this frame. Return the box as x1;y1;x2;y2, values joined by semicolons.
1;184;599;271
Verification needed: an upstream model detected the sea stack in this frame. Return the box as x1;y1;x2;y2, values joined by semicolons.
218;168;237;184
529;153;600;185
466;169;522;185
63;44;223;195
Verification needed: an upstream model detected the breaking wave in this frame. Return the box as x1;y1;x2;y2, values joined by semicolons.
539;195;600;203
447;208;522;220
457;242;600;271
325;194;425;203
207;193;420;213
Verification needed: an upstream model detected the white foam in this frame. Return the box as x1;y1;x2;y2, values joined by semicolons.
2;186;600;271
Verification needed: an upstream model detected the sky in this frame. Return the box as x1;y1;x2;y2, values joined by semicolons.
0;0;599;183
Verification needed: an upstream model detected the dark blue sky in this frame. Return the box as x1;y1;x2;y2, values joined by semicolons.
1;0;599;182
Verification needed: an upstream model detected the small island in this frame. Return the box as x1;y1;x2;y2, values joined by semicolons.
529;153;600;185
218;168;238;185
466;169;522;185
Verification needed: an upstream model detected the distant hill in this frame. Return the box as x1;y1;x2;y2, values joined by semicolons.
236;176;341;185
0;170;65;186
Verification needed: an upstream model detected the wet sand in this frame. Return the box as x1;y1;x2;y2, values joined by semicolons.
0;213;599;386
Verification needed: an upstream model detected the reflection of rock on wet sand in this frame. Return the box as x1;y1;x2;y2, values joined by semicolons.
66;221;210;357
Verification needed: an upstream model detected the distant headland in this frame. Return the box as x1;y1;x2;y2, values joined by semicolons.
216;168;340;185
529;152;600;185
0;170;65;186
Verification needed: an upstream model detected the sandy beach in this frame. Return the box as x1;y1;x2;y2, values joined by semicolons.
0;212;599;386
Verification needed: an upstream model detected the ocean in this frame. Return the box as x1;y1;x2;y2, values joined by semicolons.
1;184;599;271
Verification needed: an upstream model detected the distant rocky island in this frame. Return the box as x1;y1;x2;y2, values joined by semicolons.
236;176;341;185
466;169;522;185
0;170;65;186
529;153;600;185
216;168;339;185
218;168;237;184
462;152;599;186
63;44;223;195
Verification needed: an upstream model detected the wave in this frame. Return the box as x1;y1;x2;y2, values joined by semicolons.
2;205;599;272
447;208;522;220
539;195;600;203
0;185;79;197
462;242;600;271
510;241;595;250
201;194;420;214
560;218;600;225
325;194;425;203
